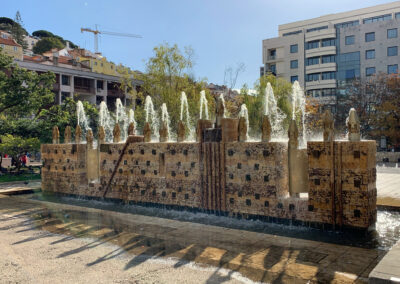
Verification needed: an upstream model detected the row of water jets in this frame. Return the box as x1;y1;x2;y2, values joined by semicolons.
76;81;306;144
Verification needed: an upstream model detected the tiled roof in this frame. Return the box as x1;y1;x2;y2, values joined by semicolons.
0;37;21;47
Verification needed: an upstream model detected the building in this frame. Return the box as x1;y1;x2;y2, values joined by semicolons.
20;53;141;109
0;30;23;60
261;1;400;110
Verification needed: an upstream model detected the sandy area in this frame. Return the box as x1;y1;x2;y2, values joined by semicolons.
0;209;249;284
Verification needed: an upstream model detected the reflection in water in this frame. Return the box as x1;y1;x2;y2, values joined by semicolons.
31;192;400;251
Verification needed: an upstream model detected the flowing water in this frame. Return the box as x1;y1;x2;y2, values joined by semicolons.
263;83;286;139
238;104;249;140
199;90;209;120
160;103;171;140
128;109;136;126
115;99;129;141
180;92;194;141
144;96;159;140
291;81;307;147
76;101;89;137
99;101;115;142
29;192;400;251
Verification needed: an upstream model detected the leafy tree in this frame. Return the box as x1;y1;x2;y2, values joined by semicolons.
32;30;55;38
244;74;292;137
32;30;78;49
10;11;28;49
135;43;215;133
33;37;64;54
0;52;54;115
0;16;28;36
36;97;99;143
0;134;40;170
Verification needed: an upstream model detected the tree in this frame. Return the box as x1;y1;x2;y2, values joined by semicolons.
32;30;78;48
223;62;245;96
33;37;64;54
10;11;28;49
135;43;214;133
0;16;28;36
0;134;40;170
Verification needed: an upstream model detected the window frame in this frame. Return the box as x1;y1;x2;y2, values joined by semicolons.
290;75;298;83
290;44;298;53
387;28;398;39
365;49;375;60
388;46;398;57
290;59;298;69
366;67;376;76
365;32;375;42
345;35;355;45
388;64;398;74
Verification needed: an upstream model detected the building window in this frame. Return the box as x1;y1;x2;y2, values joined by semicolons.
321;88;336;97
345;35;355;45
363;14;391;24
290;44;298;53
322;55;335;63
1;34;7;39
388;46;398;56
366;49;375;59
388;28;398;39
290;60;298;69
94;61;98;66
396;12;400;19
321;38;336;47
388;64;398;74
13;46;18;51
345;69;356;79
306;73;319;82
306;40;319;50
290;76;298;83
366;67;376;76
0;44;4;49
306;57;319;66
306;26;328;33
101;63;103;67
335;20;359;29
269;64;276;74
365;32;375;42
61;75;70;86
283;30;302;37
97;80;104;90
322;71;336;80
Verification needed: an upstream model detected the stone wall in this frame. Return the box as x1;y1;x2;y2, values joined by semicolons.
307;141;377;229
41;138;377;230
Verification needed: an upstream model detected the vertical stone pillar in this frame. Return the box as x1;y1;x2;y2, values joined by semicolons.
196;119;213;143
177;120;186;142
215;96;225;128
86;129;94;149
143;122;151;142
98;126;105;144
322;109;334;142
159;121;168;142
128;122;135;136
347;108;361;142
64;126;71;144
75;125;82;144
238;117;247;142
113;124;121;143
261;115;272;142
52;126;60;144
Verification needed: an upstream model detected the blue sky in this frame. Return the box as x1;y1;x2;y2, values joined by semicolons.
3;0;396;88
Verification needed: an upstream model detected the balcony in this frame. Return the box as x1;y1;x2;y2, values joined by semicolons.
306;79;337;89
306;46;336;58
265;55;284;63
306;63;336;74
305;28;336;42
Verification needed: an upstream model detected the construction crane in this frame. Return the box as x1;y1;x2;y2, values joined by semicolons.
80;25;142;53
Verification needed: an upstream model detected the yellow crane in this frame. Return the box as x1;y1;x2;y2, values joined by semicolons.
80;25;142;53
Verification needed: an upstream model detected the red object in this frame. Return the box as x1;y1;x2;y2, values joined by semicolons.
21;155;27;164
4;154;8;158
